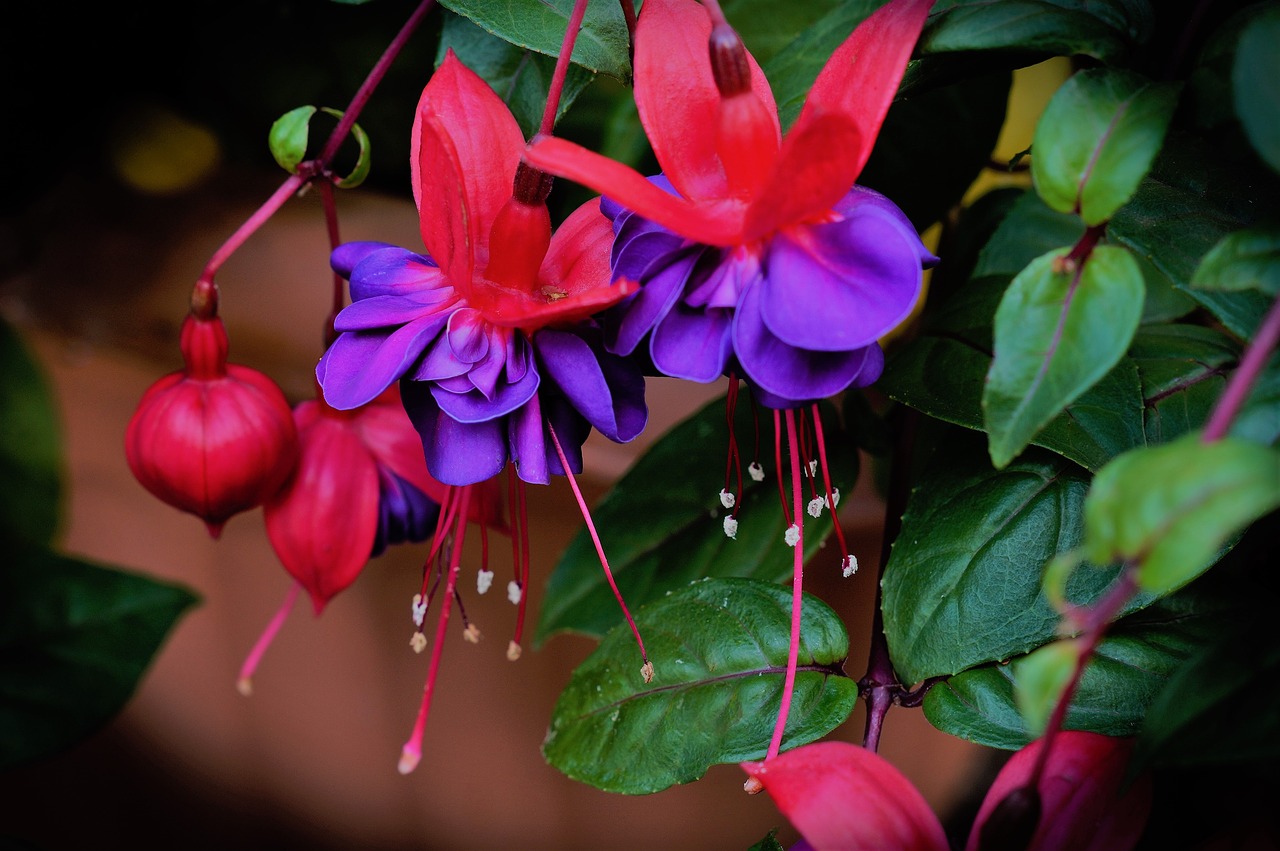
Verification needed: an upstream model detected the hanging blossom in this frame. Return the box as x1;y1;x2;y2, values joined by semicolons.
236;384;463;695
315;51;652;774
526;0;937;766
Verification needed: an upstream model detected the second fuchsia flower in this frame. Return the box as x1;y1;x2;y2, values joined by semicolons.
525;0;938;409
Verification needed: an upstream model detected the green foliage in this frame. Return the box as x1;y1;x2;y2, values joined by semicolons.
0;319;62;548
1233;4;1280;174
542;578;858;794
268;105;371;187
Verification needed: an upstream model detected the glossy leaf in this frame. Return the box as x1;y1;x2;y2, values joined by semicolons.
0;548;199;769
268;105;314;174
1082;432;1280;595
437;11;595;139
1110;135;1277;338
1013;638;1079;736
1128;324;1238;446
543;578;858;794
923;590;1224;749
919;0;1155;64
1192;226;1280;297
437;0;632;81
972;190;1085;281
535;396;856;644
0;318;62;548
984;245;1145;468
1032;68;1179;225
882;437;1141;685
1233;4;1280;174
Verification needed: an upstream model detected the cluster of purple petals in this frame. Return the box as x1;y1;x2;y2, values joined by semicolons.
318;241;647;488
370;469;440;557
600;180;938;409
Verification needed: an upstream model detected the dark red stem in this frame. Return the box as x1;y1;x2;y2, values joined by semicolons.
538;0;591;137
1203;292;1280;442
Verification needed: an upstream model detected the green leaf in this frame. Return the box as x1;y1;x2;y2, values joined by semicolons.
1082;432;1280;595
722;0;844;67
882;437;1140;685
1192;227;1280;297
923;589;1227;749
437;11;595;138
268;105;315;174
1129;324;1239;446
0;318;62;548
1109;134;1278;339
748;829;787;851
919;0;1154;64
1012;638;1078;736
1031;68;1180;225
984;245;1145;468
972;190;1085;282
1233;5;1280;174
535;396;856;644
437;0;632;81
0;548;199;769
542;578;858;794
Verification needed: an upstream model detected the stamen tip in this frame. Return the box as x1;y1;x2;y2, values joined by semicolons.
842;554;859;578
718;488;736;509
806;497;824;518
464;623;482;644
477;568;494;595
784;523;800;547
640;661;655;683
748;461;765;482
236;677;253;697
410;631;428;654
743;776;765;795
398;747;421;775
507;640;523;662
723;516;739;539
507;580;523;605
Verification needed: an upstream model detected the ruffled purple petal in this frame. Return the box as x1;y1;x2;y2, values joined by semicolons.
834;186;939;268
535;328;648;443
340;245;444;301
318;315;447;409
609;245;703;356
332;241;403;279
759;197;925;351
650;300;734;383
734;279;885;407
508;391;550;485
333;291;455;331
370;468;440;557
429;339;540;423
401;380;509;486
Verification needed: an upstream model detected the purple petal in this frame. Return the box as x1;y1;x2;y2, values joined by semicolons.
650;300;734;383
759;202;925;351
610;246;703;356
345;246;444;301
834;185;939;268
401;381;509;486
536;328;648;443
507;392;550;485
734;279;885;407
370;468;440;557
429;345;540;423
318;315;446;409
445;308;490;364
333;291;455;331
332;241;403;279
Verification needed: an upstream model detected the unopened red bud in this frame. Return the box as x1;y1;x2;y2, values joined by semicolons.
976;785;1041;851
708;23;750;96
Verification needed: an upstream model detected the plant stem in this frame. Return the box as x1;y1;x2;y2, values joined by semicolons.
1203;292;1280;443
538;0;591;137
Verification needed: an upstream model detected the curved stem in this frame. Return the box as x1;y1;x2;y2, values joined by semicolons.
1203;293;1280;443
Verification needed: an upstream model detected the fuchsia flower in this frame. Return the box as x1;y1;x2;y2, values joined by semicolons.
742;732;1152;851
525;0;938;409
125;312;298;538
263;385;445;613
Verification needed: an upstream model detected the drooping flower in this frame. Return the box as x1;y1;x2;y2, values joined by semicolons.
125;311;298;538
314;51;652;773
525;0;937;409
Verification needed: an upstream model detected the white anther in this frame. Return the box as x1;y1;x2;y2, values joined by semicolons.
411;593;427;627
476;568;494;594
842;554;859;577
825;488;841;509
723;515;739;539
507;580;523;605
410;632;427;654
784;524;800;547
748;462;765;482
807;497;825;518
719;488;736;509
808;460;818;476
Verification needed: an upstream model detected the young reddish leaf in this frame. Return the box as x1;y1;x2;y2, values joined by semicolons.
742;741;948;851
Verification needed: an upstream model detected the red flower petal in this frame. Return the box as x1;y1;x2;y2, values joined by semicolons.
524;136;744;246
797;0;935;180
741;742;949;851
412;51;524;289
966;732;1153;851
633;0;777;203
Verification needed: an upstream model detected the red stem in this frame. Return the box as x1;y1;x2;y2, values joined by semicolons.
538;0;591;137
1203;293;1280;442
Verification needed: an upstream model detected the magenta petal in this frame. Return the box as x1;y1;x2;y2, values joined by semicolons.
318;316;446;410
445;307;490;364
333;292;454;331
760;202;925;351
400;380;508;486
735;278;885;407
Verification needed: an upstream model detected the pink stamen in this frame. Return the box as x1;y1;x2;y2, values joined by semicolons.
724;376;743;515
236;581;302;696
766;409;806;762
810;402;851;561
548;424;653;681
508;470;532;658
400;484;472;774
772;410;791;526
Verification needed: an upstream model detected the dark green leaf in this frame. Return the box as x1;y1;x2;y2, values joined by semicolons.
1233;5;1280;173
919;0;1154;64
0;548;199;769
923;589;1227;749
1082;432;1280;595
748;829;787;851
1031;68;1180;225
983;245;1145;468
437;11;596;138
972;190;1085;281
1129;324;1238;446
0;318;62;548
1109;134;1278;339
536;396;856;644
1192;226;1280;297
1012;639;1078;735
437;0;632;81
543;578;857;794
882;437;1141;685
722;0;845;67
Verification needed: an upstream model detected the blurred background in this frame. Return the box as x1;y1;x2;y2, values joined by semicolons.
0;1;1072;847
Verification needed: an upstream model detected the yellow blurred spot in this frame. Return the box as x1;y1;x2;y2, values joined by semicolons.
109;104;221;194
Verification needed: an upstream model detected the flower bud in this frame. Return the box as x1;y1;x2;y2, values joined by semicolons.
125;313;298;537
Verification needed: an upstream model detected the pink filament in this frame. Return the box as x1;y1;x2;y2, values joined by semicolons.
237;581;302;693
766;408;805;762
810;402;850;559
